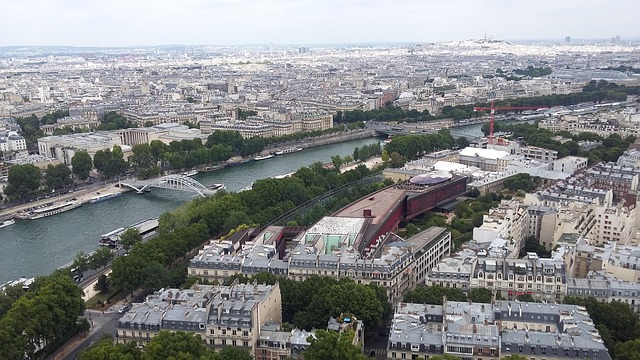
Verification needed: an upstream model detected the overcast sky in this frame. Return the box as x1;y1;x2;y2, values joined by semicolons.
0;0;636;47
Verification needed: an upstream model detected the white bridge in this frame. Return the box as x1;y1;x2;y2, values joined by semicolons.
120;175;221;197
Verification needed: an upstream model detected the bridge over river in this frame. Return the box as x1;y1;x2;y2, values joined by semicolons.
120;174;223;197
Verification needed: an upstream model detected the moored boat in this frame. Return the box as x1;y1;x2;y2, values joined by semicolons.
200;164;225;172
254;154;275;161
0;219;15;229
15;201;82;220
207;183;225;191
183;169;199;177
89;192;122;204
274;147;303;156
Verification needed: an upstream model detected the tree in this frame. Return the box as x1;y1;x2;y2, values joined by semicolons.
455;136;470;149
403;285;466;304
615;338;640;360
94;274;110;293
44;163;73;190
303;329;368;360
119;228;143;250
352;147;360;162
516;294;535;302
130;143;156;170
213;347;253;360
71;151;93;180
73;252;90;272
142;331;209;360
4;164;42;200
468;288;493;303
88;247;114;270
322;281;385;330
429;355;462;360
331;155;343;171
79;335;141;359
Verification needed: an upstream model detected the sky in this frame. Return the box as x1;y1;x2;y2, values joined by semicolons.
0;0;637;47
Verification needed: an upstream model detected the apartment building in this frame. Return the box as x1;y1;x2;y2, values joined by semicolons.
586;163;640;202
255;324;313;360
590;191;635;246
520;146;558;162
189;217;452;304
550;156;588;175
40;115;100;135
459;147;512;172
567;274;640;314
387;301;610;360
116;281;282;355
473;199;529;252
205;282;282;354
116;285;213;347
572;239;640;282
471;255;567;303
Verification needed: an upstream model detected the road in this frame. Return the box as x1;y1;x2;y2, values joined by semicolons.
52;291;148;360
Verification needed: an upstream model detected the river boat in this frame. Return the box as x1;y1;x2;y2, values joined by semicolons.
88;192;122;204
0;219;15;228
227;157;252;166
183;169;199;177
273;172;295;179
99;218;160;246
274;147;303;155
15;201;82;220
254;154;275;161
200;164;225;172
207;183;225;191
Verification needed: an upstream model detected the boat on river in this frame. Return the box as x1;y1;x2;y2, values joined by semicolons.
15;201;82;220
275;147;303;155
0;219;15;229
89;192;122;204
200;164;225;172
254;154;275;161
183;169;199;176
207;183;225;191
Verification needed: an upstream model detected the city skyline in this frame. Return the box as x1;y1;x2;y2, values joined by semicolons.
0;0;637;47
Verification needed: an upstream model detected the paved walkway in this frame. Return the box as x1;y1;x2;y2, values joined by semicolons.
0;183;126;219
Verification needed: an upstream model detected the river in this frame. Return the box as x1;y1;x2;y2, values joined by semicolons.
0;137;382;284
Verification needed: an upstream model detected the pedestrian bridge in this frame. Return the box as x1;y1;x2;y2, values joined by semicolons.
120;175;221;197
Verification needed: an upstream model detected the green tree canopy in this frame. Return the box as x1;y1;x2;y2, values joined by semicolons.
468;288;493;303
403;285;467;304
4;164;42;200
119;228;143;250
44;163;73;190
141;331;209;360
303;329;368;360
71;151;93;180
78;334;141;360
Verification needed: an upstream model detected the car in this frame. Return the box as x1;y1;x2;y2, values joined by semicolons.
118;305;130;314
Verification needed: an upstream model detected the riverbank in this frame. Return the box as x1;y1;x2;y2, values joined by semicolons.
0;183;127;220
0;130;380;220
262;129;378;154
340;156;384;173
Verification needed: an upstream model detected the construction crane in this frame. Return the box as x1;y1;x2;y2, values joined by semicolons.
473;100;547;144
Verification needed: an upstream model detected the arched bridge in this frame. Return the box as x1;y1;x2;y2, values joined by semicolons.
120;175;222;197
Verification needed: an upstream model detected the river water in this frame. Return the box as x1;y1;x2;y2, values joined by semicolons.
0;137;383;284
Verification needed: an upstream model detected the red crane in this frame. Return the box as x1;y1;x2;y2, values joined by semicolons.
473;100;547;144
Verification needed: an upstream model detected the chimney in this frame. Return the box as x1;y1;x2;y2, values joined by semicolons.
363;209;372;217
